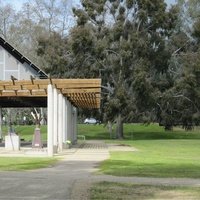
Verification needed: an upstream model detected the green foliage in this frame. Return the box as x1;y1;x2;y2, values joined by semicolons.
69;0;178;138
37;32;68;76
70;26;95;55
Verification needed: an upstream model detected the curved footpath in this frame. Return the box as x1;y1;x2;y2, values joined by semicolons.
0;140;200;200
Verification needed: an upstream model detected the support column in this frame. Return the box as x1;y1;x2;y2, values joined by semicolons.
0;107;2;140
53;88;58;153
47;84;54;157
73;107;78;143
58;93;63;152
62;97;67;144
70;102;73;142
66;100;72;142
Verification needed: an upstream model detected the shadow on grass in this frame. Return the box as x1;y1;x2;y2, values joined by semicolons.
99;160;200;178
124;131;200;140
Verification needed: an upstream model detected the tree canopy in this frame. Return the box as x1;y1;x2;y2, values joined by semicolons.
1;0;200;137
56;0;178;138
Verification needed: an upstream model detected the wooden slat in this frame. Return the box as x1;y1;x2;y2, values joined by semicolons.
62;88;100;94
0;78;101;109
52;79;101;84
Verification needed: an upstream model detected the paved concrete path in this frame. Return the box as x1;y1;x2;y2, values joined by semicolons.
1;140;200;200
0;140;109;200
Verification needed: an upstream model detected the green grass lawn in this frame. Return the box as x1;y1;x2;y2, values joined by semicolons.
0;157;57;171
2;125;47;141
90;182;200;200
92;124;200;178
1;125;55;171
78;123;200;140
99;139;200;178
2;123;200;141
2;123;200;176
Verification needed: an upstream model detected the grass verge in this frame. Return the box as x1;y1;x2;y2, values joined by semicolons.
90;181;200;200
0;157;57;171
100;139;200;178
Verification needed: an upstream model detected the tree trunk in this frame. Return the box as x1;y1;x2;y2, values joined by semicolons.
164;124;173;131
107;121;113;139
7;108;12;133
116;113;124;139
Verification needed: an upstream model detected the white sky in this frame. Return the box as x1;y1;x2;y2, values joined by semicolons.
3;0;27;10
167;0;176;5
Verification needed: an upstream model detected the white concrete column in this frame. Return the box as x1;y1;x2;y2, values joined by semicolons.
66;100;69;142
0;107;2;140
70;104;74;143
62;97;67;143
70;103;73;142
58;93;63;152
47;84;54;157
53;88;58;153
71;107;75;144
73;107;78;143
66;100;72;142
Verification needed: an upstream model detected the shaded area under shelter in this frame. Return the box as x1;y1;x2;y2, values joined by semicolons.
0;78;101;156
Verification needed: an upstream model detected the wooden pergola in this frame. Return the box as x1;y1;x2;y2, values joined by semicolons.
0;78;101;109
0;78;101;156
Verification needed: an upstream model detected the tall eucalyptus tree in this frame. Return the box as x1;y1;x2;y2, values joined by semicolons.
68;0;178;138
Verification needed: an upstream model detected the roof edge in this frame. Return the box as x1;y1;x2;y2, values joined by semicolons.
0;36;48;79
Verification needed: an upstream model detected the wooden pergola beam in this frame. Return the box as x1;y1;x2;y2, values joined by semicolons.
0;78;101;109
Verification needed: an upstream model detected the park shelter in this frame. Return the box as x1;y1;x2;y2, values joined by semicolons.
0;35;48;150
0;78;101;156
0;36;101;156
0;35;48;136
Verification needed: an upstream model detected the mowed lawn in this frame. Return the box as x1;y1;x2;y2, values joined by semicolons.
1;125;54;171
79;123;200;178
99;139;200;178
94;125;200;178
1;123;200;176
90;182;200;200
0;157;57;171
2;125;47;141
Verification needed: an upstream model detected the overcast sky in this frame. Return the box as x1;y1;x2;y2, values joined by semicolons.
3;0;177;11
167;0;176;5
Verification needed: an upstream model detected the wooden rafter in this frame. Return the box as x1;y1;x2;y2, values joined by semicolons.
0;78;101;109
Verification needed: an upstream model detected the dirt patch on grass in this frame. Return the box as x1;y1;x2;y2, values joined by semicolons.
90;182;200;200
107;143;138;152
71;180;92;200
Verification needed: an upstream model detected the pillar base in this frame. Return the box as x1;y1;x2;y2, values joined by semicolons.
5;135;20;151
